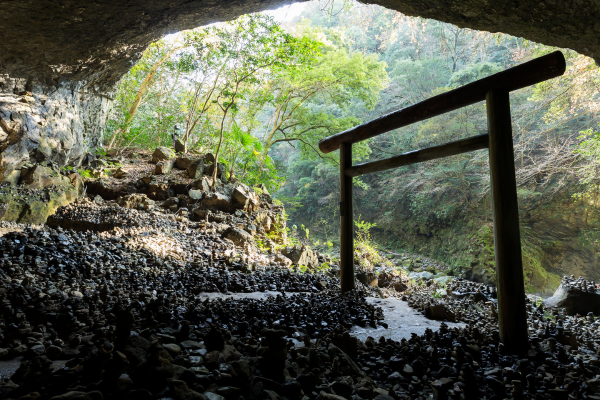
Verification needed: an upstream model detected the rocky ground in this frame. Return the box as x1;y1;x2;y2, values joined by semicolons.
0;148;600;399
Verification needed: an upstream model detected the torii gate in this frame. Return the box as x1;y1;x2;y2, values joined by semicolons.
318;51;566;355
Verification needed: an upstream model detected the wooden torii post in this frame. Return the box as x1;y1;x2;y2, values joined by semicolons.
318;51;566;355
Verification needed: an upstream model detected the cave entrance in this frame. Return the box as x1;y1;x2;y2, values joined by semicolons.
318;51;567;355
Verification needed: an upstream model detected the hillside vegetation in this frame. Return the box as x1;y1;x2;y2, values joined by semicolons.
106;1;600;294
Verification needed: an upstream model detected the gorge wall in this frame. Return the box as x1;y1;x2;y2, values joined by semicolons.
366;188;600;296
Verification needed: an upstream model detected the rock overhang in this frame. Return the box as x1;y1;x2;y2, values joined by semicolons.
0;0;598;92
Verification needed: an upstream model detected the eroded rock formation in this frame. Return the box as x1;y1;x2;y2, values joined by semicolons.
0;76;109;180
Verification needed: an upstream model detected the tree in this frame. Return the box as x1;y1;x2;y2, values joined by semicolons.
177;14;319;186
107;39;181;150
259;23;388;166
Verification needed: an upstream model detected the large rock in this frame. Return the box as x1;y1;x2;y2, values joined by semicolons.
162;197;180;211
84;179;134;200
193;176;211;192
188;189;204;200
231;185;259;210
3;169;21;185
154;159;174;175
0;174;80;224
68;172;85;196
409;271;434;281
543;283;600;316
255;210;273;232
20;165;70;189
0;78;108;183
174;139;186;153
187;159;204;179
204;153;215;164
224;227;254;246
147;181;174;201
117;193;155;210
200;192;232;213
356;271;378;287
281;245;319;268
176;157;194;170
89;159;107;169
204;162;226;181
151;147;175;163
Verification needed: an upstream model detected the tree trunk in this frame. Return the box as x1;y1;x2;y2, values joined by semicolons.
107;44;179;149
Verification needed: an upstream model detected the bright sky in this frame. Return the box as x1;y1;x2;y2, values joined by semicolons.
263;2;308;22
164;1;309;42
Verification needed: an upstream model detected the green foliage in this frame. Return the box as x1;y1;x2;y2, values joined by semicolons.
107;12;388;193
274;1;600;296
355;216;376;243
78;169;93;179
573;125;600;199
258;21;388;166
106;1;600;295
447;62;503;87
353;216;391;269
315;261;331;273
95;148;107;158
294;264;309;274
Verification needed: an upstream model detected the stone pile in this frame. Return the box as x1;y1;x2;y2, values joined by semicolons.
0;230;599;400
544;275;600;316
0;217;395;400
4;148;600;399
0;169;82;225
401;277;600;398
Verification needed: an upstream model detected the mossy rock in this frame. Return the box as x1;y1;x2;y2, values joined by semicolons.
0;183;79;225
470;263;497;285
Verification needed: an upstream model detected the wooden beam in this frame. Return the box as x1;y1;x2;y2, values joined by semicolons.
345;134;489;178
339;142;355;293
487;89;529;355
319;51;566;154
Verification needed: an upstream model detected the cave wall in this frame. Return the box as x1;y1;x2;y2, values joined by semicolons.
376;0;600;64
1;0;597;90
1;0;599;174
0;76;109;180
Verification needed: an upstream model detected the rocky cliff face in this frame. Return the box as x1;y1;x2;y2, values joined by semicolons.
374;188;600;295
530;191;600;282
0;75;109;180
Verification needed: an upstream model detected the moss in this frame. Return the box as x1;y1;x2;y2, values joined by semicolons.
521;242;561;295
0;184;78;225
368;182;600;294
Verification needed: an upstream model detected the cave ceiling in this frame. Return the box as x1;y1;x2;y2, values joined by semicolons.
0;0;598;91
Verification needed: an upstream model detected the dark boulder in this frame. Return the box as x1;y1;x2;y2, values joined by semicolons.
543;283;600;316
